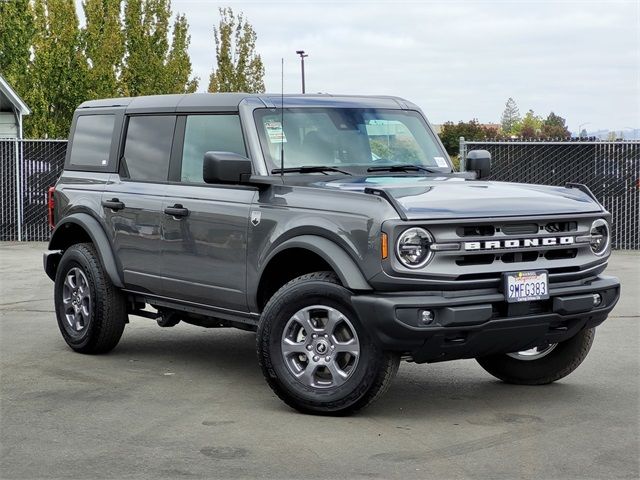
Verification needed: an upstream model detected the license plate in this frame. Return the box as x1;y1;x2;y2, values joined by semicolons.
504;270;549;303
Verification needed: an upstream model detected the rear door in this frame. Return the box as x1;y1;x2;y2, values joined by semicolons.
162;114;256;311
102;115;176;293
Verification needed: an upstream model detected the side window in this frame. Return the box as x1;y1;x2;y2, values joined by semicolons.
181;115;246;183
69;114;115;168
121;115;176;182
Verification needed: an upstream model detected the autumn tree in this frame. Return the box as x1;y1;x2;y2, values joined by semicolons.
438;119;501;156
540;112;570;139
81;0;125;99
500;97;520;136
26;0;87;138
208;7;265;93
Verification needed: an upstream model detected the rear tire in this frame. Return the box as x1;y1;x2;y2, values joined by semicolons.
257;272;399;415
54;243;127;354
476;328;595;385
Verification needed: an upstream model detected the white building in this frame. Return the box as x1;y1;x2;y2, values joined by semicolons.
0;74;31;139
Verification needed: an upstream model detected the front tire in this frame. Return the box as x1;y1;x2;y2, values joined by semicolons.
257;272;399;415
476;328;595;385
54;243;127;354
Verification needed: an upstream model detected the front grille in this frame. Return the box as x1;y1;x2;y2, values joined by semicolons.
501;223;538;235
401;215;607;288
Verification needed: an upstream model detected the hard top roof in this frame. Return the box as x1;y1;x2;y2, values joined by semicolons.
77;93;417;113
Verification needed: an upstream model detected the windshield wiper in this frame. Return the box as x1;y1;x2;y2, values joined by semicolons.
271;166;352;175
367;164;441;173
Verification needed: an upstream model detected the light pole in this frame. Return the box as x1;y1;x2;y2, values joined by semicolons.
296;50;308;94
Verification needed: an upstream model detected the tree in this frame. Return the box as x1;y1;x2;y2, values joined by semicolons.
164;14;198;93
26;0;87;138
0;0;35;89
438;119;501;156
580;129;588;139
514;110;543;139
81;0;126;99
541;112;570;139
121;0;198;96
500;97;520;136
208;7;265;93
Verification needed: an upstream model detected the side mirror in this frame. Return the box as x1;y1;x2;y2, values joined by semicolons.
465;150;492;179
203;151;252;184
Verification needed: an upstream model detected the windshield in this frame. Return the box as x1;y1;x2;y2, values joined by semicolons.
254;108;450;173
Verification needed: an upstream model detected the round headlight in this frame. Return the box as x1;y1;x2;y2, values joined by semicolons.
396;227;433;268
589;219;610;256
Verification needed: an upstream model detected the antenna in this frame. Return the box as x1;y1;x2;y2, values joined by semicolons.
280;58;284;178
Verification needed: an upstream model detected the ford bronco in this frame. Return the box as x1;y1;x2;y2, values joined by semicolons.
44;93;620;415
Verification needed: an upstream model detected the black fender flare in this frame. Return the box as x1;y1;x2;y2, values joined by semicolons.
259;235;372;291
47;213;124;288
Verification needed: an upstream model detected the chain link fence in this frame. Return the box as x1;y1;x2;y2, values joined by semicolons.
1;138;639;248
1;139;67;241
461;139;640;249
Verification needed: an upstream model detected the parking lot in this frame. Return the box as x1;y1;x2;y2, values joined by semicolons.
0;242;638;480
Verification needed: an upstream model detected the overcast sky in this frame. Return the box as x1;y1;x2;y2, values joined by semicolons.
77;0;640;132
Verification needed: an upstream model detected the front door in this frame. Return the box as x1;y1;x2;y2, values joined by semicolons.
161;114;255;311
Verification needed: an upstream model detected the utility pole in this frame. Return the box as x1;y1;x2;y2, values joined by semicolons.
296;50;308;94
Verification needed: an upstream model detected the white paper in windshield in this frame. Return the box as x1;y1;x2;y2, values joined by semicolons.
265;121;287;143
434;156;448;167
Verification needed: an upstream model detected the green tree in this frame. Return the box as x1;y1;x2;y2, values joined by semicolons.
208;7;265;93
580;128;588;139
438;119;501;156
81;0;125;99
540;112;570;139
26;0;87;138
122;0;197;96
0;0;35;89
514;109;543;139
500;97;520;135
165;14;198;93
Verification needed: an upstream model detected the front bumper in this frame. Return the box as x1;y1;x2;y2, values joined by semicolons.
351;275;620;363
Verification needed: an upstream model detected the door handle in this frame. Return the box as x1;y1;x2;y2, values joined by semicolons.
102;198;125;211
164;204;189;218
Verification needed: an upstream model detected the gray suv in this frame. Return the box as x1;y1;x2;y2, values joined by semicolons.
44;93;620;415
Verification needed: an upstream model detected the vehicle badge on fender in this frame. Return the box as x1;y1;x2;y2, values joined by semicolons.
250;211;261;226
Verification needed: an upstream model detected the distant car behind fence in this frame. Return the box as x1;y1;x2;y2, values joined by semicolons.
1;138;639;248
1;139;66;242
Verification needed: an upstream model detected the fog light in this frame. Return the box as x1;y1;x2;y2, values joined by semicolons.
420;310;434;325
592;293;602;307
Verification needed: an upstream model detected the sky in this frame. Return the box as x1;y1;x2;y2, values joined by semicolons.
76;0;640;132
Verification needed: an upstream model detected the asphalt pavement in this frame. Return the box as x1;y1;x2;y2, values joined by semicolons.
1;242;638;480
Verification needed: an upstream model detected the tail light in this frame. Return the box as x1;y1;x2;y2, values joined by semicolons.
48;186;55;229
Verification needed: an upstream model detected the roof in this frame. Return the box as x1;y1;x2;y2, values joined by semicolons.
0;74;31;115
77;93;417;113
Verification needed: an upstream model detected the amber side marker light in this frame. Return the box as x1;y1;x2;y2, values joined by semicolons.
381;232;388;259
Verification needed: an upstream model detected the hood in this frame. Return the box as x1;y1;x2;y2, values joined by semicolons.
319;176;602;220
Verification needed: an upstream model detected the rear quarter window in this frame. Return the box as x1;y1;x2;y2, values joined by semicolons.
68;114;116;169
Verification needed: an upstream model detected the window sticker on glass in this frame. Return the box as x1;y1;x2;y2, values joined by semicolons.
265;121;287;143
434;156;448;167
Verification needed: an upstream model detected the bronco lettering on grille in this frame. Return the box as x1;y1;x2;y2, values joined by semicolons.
464;236;574;251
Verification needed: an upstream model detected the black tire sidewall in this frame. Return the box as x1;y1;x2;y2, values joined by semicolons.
54;246;100;350
477;328;595;384
259;276;384;410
